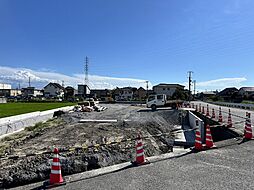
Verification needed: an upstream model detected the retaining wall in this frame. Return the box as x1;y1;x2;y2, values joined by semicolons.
188;111;205;143
0;106;74;138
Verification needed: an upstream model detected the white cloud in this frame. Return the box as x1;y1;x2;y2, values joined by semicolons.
0;66;152;89
196;77;247;92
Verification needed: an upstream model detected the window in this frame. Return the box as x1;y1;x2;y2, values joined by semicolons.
148;95;155;102
163;88;165;90
157;95;163;100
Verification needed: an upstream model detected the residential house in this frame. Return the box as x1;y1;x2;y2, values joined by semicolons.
133;87;147;100
239;87;254;99
0;83;11;97
90;89;111;99
65;86;78;100
111;87;121;100
119;87;135;101
77;84;90;98
22;87;43;98
112;87;135;101
44;83;65;98
198;91;217;101
0;83;23;98
153;84;185;98
218;87;239;101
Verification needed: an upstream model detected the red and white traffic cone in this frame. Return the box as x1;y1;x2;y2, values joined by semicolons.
132;134;149;165
194;120;203;151
227;109;232;128
50;148;64;185
211;108;215;119
218;107;223;122
204;124;215;148
206;104;210;116
43;148;65;188
202;106;205;114
244;112;253;140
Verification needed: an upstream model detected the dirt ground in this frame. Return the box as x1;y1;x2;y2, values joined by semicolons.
0;104;181;188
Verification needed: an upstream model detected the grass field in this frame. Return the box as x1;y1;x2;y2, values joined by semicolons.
0;102;76;118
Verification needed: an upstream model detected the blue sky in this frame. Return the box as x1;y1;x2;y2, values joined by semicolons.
0;0;253;91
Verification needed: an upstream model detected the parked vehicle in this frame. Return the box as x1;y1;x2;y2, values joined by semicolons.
146;94;183;111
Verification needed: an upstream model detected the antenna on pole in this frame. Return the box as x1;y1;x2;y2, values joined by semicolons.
85;56;89;85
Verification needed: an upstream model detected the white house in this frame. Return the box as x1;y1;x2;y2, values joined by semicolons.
153;83;185;98
44;83;65;98
114;87;135;101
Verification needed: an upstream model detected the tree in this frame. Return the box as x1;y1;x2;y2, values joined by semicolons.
172;88;187;100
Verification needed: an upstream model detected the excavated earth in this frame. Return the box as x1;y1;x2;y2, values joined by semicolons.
0;104;182;189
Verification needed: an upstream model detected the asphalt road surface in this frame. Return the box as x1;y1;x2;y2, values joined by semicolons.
29;139;254;190
193;101;254;135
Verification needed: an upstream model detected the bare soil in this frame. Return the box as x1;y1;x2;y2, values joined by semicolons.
0;104;181;189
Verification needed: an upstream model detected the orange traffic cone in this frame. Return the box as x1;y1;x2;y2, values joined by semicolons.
244;112;253;140
206;104;210;116
50;148;64;185
211;108;215;119
202;106;205;114
205;124;215;148
218;107;223;122
227;109;232;128
194;120;202;151
132;134;149;165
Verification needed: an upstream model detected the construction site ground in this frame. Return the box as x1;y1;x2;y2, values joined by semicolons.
0;104;181;189
14;138;253;190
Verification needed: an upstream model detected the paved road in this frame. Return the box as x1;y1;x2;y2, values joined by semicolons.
32;139;253;190
193;101;254;135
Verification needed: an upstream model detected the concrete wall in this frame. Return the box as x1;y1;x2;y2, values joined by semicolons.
188;111;205;143
208;101;254;110
0;97;7;103
0;106;74;138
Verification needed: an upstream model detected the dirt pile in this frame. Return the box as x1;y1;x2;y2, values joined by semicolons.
0;104;181;188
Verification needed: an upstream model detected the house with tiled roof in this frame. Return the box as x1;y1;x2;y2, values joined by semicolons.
44;82;65;98
239;87;254;98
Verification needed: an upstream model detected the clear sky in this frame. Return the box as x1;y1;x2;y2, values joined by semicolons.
0;0;254;91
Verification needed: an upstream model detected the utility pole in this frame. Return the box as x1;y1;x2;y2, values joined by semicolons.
85;56;89;85
187;71;193;102
28;77;31;87
145;81;149;98
193;80;196;97
62;80;65;88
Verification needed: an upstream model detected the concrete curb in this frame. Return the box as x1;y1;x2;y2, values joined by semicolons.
0;106;74;138
11;148;191;190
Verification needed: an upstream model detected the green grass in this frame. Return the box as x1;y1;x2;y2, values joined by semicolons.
0;102;76;118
